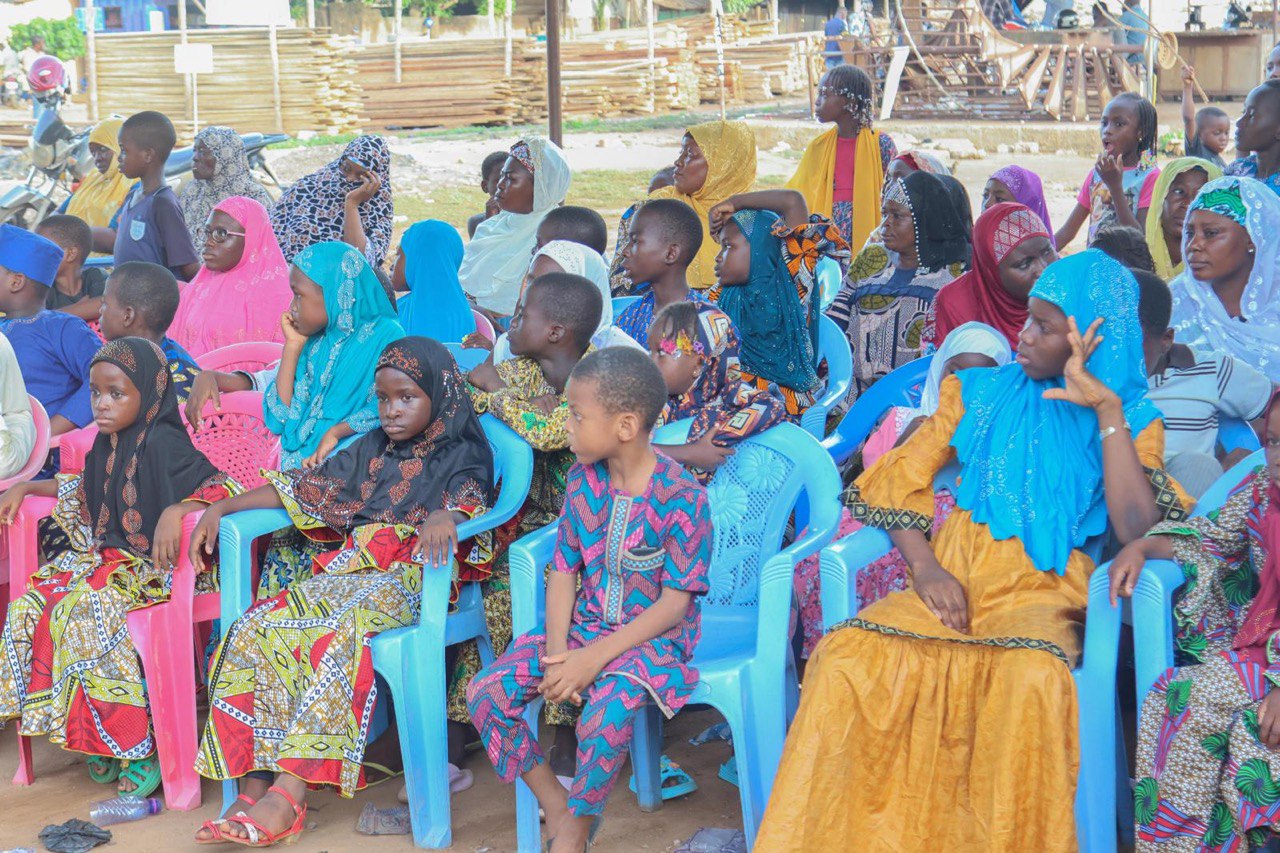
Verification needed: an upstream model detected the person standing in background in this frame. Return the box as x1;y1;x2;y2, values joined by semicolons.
824;7;847;69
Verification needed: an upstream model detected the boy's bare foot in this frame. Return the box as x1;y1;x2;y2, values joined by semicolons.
549;813;594;853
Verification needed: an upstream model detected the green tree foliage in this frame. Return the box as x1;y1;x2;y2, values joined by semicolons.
11;18;86;59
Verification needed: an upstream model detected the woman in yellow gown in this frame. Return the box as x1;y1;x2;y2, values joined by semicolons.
758;249;1192;850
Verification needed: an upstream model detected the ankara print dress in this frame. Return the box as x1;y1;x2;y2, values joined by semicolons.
197;337;495;797
1135;467;1280;852
0;337;237;760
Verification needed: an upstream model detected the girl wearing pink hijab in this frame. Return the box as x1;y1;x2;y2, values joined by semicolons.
170;196;292;358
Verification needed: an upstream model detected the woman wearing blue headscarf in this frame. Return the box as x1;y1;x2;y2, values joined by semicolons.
393;220;475;343
758;250;1192;849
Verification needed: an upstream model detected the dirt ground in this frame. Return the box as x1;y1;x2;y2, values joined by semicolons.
0;704;743;852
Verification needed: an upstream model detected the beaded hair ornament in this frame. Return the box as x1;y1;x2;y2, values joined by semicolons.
657;329;705;358
883;177;922;261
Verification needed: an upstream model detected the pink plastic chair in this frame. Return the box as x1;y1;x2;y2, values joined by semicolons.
471;309;496;344
8;391;279;809
195;341;284;375
0;397;51;633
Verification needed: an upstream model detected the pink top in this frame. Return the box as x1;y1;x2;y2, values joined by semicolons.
833;137;856;203
170;196;292;359
1075;165;1160;209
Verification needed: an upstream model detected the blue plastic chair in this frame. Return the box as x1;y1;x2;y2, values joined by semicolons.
798;314;854;440
445;342;489;372
1218;415;1261;454
818;500;1122;853
507;423;843;851
215;416;533;850
1129;450;1264;709
821;356;929;466
815;255;841;311
612;295;640;318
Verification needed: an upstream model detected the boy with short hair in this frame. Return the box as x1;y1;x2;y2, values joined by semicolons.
1180;66;1230;168
0;224;96;436
468;150;510;238
1136;268;1271;497
107;111;201;281
97;260;200;403
36;214;108;321
535;205;609;256
615;198;708;344
467;346;712;853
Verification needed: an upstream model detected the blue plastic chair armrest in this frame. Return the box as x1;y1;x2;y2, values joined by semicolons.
509;522;559;638
1130;558;1186;703
218;507;292;624
818;527;893;629
1219;416;1262;454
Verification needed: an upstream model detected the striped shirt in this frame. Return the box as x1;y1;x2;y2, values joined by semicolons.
1147;355;1271;459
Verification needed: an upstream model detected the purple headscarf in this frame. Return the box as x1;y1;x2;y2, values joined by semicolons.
989;165;1053;240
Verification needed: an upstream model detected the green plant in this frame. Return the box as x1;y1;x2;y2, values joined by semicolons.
11;18;86;59
721;0;765;14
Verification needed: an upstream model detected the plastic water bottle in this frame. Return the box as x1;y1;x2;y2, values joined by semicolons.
89;796;163;826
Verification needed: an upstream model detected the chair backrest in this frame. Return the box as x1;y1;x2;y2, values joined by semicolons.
612;296;640;318
196;341;284;375
446;342;490;372
822;355;930;465
816;255;841;310
1219;416;1262;455
190;392;280;490
479;414;535;523
0;396;50;491
57;424;98;475
471;310;497;344
815;313;852;393
1193;449;1264;517
702;422;841;608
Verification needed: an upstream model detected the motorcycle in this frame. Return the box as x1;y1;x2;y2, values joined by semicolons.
0;87;290;230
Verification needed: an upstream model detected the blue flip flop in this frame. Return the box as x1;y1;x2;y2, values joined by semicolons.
628;754;698;800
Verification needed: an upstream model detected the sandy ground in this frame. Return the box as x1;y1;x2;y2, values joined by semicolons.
0;704;744;852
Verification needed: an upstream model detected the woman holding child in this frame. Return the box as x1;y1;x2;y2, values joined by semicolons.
760;250;1191;848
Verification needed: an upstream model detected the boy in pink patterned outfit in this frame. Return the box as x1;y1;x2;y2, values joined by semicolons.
467;347;713;851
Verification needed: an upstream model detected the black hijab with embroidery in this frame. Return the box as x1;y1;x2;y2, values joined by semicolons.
284;337;495;530
82;337;226;555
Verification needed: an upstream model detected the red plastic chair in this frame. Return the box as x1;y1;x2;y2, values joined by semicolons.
8;391;279;809
471;309;496;344
195;341;284;375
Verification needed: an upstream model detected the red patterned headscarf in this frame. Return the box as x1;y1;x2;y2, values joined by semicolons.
930;202;1050;349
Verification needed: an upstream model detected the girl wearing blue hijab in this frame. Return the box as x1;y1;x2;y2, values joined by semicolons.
393;220;476;343
265;241;405;468
758;249;1191;849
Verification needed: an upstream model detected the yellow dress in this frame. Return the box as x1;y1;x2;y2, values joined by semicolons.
757;376;1189;851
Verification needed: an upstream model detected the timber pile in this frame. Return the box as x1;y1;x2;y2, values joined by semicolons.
846;0;1142;121
93;28;361;137
353;15;821;130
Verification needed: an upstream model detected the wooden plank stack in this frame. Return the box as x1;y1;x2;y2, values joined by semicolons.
353;15;823;130
93;28;362;138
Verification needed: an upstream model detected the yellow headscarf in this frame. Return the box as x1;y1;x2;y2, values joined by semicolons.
1144;156;1222;281
66;118;137;229
785;125;885;256
649;120;757;289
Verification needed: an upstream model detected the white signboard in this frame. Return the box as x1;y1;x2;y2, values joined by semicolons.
174;42;215;75
203;0;292;28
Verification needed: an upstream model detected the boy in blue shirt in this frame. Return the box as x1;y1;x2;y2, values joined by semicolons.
106;111;200;281
97;261;200;403
0;224;98;436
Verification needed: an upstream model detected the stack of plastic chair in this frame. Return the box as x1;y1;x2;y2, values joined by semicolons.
0;396;50;633
817;464;1124;851
8;392;279;807
471;310;497;344
821;356;929;466
508;423;843;851
215;415;532;849
195;341;285;375
1129;450;1265;715
798;314;853;440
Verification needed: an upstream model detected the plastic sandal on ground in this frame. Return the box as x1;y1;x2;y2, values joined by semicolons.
86;755;120;785
117;756;163;798
226;785;306;848
196;795;258;846
627;754;698;800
